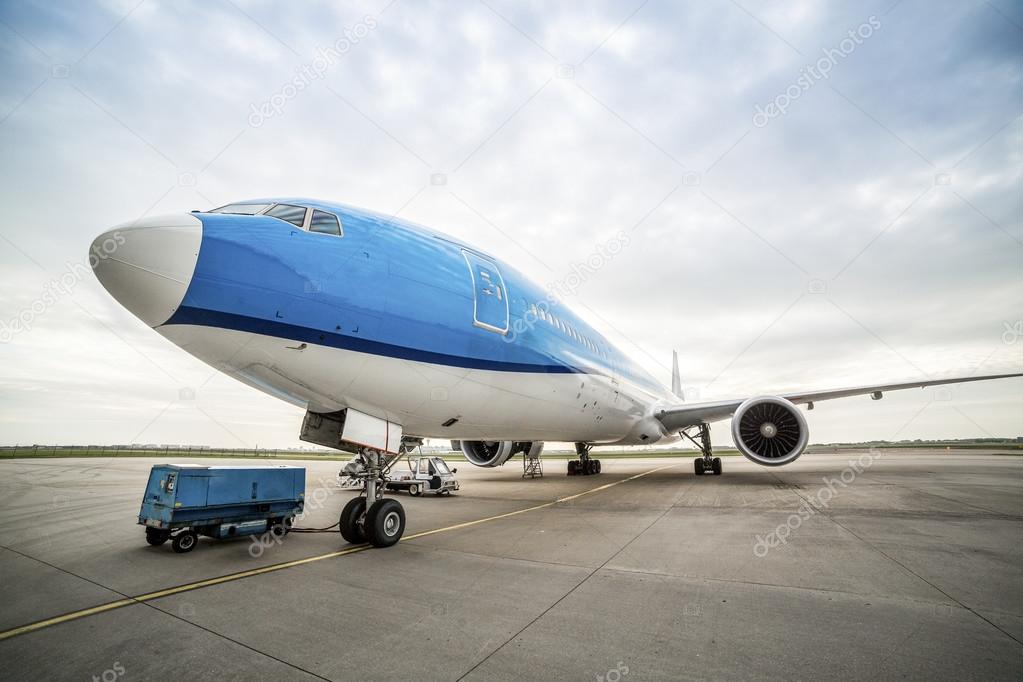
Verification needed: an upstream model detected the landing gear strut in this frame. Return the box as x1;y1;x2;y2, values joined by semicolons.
681;423;721;476
339;448;407;547
567;442;602;476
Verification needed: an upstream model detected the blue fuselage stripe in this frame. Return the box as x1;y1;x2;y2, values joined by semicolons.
165;305;586;374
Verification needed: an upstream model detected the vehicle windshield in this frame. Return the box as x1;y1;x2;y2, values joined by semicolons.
210;203;271;215
433;459;450;474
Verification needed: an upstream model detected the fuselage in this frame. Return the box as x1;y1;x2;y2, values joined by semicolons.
94;199;679;445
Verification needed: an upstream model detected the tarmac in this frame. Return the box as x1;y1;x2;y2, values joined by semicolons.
0;450;1021;680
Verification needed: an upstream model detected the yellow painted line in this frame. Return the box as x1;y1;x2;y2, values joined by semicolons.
0;461;678;642
0;544;372;643
0;599;138;641
403;462;678;541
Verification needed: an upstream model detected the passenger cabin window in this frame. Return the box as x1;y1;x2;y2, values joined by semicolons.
528;302;605;357
265;203;308;228
210;203;271;215
310;209;342;236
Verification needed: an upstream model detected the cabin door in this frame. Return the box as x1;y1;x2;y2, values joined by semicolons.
461;250;509;334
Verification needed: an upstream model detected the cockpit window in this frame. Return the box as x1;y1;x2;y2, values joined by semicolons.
264;204;308;228
209;201;343;237
310;209;342;236
210;203;271;215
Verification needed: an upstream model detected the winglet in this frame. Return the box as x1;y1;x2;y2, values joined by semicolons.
671;350;683;400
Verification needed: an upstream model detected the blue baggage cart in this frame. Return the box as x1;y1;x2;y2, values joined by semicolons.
138;464;305;553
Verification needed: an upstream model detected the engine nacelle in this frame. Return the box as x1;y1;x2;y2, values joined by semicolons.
730;396;809;467
455;440;543;468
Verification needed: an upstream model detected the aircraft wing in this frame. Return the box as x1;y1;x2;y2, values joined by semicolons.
655;372;1023;432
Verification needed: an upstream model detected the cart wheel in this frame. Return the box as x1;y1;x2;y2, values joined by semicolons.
145;528;169;546
339;497;367;544
271;515;295;536
172;530;198;553
408;484;421;496
365;498;405;548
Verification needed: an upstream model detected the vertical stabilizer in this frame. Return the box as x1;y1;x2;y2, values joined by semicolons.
671;350;683;400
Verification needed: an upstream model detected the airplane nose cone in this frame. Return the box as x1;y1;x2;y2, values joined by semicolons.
90;213;202;326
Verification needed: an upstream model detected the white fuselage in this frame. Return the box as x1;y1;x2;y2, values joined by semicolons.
160;325;677;446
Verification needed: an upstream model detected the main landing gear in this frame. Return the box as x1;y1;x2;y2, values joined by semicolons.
567;442;602;476
681;423;722;476
339;448;407;548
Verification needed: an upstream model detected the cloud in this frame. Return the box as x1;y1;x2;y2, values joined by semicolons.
0;0;1020;447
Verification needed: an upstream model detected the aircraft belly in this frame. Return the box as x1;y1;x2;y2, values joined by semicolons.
157;324;643;443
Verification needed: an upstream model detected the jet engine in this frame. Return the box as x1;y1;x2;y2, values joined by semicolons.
454;440;544;468
730;396;808;466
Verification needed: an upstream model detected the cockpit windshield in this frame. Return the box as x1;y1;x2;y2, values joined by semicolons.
264;204;307;228
207;202;344;238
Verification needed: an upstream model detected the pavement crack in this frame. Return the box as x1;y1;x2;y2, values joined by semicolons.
779;478;1023;649
408;539;593;571
0;543;333;679
455;498;677;680
602;564;964;610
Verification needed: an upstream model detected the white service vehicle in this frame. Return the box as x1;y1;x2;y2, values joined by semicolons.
339;453;367;488
385;456;459;496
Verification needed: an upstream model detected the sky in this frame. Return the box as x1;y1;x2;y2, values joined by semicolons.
0;0;1021;449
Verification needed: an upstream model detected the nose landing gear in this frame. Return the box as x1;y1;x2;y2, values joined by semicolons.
339;448;408;547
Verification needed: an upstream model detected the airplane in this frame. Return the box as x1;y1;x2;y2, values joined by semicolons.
90;198;1023;548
